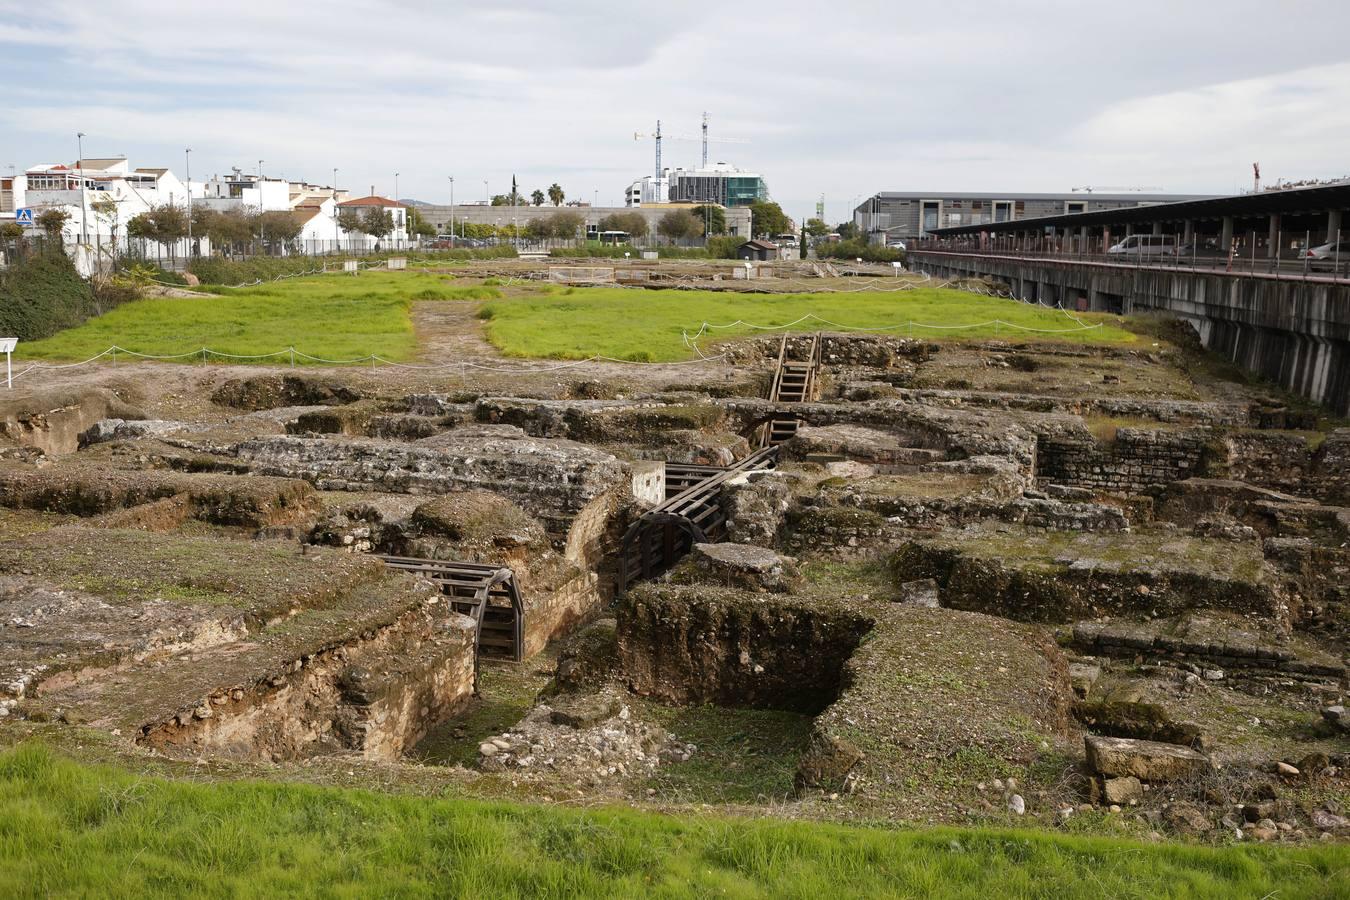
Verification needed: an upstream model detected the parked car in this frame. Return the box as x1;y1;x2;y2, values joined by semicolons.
1303;240;1348;271
885;240;907;251
1106;234;1178;256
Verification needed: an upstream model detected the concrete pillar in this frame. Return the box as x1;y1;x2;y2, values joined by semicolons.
1151;221;1163;236
1102;226;1111;252
1268;214;1281;258
1183;219;1194;245
1079;226;1089;254
1125;224;1135;237
1327;209;1342;242
1221;216;1234;252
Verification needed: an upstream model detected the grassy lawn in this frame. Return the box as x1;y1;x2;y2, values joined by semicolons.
17;271;1135;366
16;271;489;364
1;744;1345;898
479;286;1138;362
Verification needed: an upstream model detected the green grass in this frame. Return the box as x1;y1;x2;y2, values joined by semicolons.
15;271;470;364
478;287;1139;362
0;744;1344;898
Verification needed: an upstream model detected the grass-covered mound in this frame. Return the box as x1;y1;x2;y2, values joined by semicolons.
0;744;1343;898
478;287;1137;362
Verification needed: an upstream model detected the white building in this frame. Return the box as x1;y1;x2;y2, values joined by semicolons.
333;195;410;248
11;157;193;263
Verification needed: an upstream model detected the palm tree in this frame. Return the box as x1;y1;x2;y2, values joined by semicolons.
547;183;564;207
531;189;545;207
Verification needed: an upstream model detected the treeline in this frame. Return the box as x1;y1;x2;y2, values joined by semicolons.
550;236;744;259
186;246;518;286
0;250;136;341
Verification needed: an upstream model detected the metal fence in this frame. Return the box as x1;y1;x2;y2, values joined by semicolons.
906;231;1350;283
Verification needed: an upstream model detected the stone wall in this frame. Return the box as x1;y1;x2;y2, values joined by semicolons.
1035;426;1210;493
141;603;477;762
617;584;873;714
230;432;629;559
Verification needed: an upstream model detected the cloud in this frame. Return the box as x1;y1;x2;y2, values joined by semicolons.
2;0;1348;217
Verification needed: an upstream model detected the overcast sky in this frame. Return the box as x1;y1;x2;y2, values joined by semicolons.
3;0;1349;222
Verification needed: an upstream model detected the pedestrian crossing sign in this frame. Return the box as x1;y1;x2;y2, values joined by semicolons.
14;208;33;226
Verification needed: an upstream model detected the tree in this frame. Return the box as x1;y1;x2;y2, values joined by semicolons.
259;210;303;247
531;189;545;207
490;194;511;207
362;207;394;241
598;211;648;239
36;208;71;243
835;221;859;240
406;207;437;237
547;183;565;207
689;205;726;236
195;207;252;253
1;222;22;241
510;175;521;206
800;224;808;260
658;209;703;243
524;218;552;240
91;195;119;245
127;204;187;261
749;200;789;238
336;209;364;250
549;211;584;241
805;217;830;238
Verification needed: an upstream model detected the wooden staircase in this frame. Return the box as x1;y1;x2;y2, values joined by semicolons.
761;333;822;447
376;556;525;663
619;446;779;593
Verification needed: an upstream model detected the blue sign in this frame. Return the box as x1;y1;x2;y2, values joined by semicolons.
14;208;33;226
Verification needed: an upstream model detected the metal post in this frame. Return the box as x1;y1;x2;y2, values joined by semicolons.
448;176;454;242
257;159;265;255
76;132;88;249
185;148;193;259
333;168;339;255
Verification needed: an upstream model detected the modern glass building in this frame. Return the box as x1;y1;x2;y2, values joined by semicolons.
627;162;768;208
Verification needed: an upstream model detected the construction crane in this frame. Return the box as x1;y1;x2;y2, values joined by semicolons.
634;114;749;177
1070;185;1164;193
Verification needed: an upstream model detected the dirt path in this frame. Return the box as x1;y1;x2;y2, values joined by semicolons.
410;301;500;362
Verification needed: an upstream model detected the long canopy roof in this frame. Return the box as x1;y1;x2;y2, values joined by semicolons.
929;182;1350;235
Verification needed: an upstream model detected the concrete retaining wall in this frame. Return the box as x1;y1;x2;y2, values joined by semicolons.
910;251;1350;415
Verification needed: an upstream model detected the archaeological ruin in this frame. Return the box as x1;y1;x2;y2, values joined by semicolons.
1;312;1346;846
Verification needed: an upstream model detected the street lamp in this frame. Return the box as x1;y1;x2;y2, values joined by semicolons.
76;132;88;247
185;148;193;257
394;173;400;245
483;180;489;205
257;159;265;253
332;167;339;254
448;176;455;242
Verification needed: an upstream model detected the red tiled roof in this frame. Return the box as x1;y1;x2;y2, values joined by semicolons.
335;195;406;209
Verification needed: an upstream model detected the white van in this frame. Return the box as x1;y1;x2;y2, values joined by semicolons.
1107;234;1177;256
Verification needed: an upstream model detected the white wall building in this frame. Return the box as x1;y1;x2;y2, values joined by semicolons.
13;157;194;263
333;195;410;248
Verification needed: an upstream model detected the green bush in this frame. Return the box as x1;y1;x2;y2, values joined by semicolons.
705;236;742;259
0;249;126;341
817;239;906;265
188;256;324;285
548;243;717;260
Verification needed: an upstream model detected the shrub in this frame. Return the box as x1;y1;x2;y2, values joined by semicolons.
0;249;112;341
817;239;906;265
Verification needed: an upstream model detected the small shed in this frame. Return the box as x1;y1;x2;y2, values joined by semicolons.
736;239;779;261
